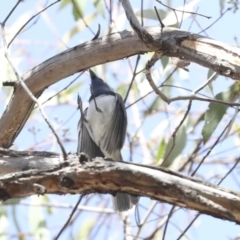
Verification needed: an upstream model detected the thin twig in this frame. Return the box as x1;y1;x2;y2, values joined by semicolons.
144;207;180;240
176;155;240;240
124;55;141;103
198;8;230;34
191;122;230;176
162;205;176;240
162;100;192;166
175;119;237;239
156;0;211;19
71;0;94;35
109;0;112;24
90;210;111;239
35;72;84;108
154;6;164;28
121;0;155;49
134;201;158;240
179;0;186;28
161;104;192;239
126;67;176;109
1;22;67;160
162;71;218;238
141;0;144;26
54;195;84;240
145;53;169;103
218;157;240;185
179;139;203;172
1;0;22;26
145;65;240;108
188;7;198;31
192;72;217;94
176;213;200;240
13;201;113;213
7;0;61;48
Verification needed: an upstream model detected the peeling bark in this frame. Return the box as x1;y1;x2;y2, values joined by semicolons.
0;151;239;224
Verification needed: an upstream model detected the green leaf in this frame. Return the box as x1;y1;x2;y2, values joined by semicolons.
0;207;6;217
162;125;187;168
59;0;71;9
0;206;8;239
29;196;50;239
156;138;166;163
29;196;46;232
161;56;169;70
72;0;87;20
135;9;166;21
59;0;86;20
144;69;174;116
219;0;225;14
202;90;231;143
41;195;52;214
4;198;21;205
116;84;128;98
62;13;96;42
163;0;200;26
76;218;95;240
207;69;219;96
222;103;239;141
197;113;205;123
144;96;161;115
92;0;105;17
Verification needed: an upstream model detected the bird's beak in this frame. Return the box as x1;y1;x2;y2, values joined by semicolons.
89;69;96;79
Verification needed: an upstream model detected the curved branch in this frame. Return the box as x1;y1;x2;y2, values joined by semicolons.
1;26;240;147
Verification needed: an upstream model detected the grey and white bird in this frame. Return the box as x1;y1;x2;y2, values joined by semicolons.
77;69;138;212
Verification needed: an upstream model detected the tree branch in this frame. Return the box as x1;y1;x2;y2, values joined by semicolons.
1;26;240;147
0;151;240;224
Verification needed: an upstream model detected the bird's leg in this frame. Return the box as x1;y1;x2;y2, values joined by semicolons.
90;85;102;112
77;94;88;122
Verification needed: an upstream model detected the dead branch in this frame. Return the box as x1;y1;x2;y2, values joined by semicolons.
0;151;239;224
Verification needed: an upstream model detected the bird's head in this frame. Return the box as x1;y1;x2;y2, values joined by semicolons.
89;69;114;99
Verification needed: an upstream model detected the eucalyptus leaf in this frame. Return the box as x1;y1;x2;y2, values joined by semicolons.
59;0;71;9
92;0;105;17
202;90;231;143
207;69;219;96
135;9;166;21
76;218;95;240
161;56;169;70
219;0;225;14
163;0;200;26
162;125;187;168
156;138;166;163
29;197;46;233
144;96;161;115
62;13;96;43
4;198;21;205
72;0;87;20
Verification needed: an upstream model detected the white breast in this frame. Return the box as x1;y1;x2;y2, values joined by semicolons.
85;95;116;150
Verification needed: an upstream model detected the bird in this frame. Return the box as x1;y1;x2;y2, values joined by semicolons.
77;69;139;212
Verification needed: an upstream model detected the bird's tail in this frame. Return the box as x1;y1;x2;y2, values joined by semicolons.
112;153;139;212
112;193;139;212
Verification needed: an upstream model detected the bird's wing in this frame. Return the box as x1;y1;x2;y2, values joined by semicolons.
102;93;127;155
77;108;104;158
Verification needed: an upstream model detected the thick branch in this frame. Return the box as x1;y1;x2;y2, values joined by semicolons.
1;27;240;147
0;153;240;224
